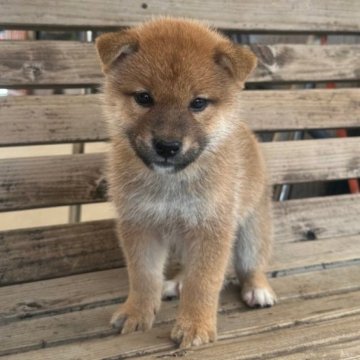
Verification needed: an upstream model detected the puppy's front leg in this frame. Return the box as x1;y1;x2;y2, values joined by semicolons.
111;222;167;334
171;221;235;348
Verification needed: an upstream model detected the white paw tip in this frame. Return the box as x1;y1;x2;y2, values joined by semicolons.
162;280;182;300
192;336;203;347
243;287;276;308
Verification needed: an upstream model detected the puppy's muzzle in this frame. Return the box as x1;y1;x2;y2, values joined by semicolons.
153;139;182;159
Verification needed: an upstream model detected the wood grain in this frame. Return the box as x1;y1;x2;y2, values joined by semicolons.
274;194;360;243
1;265;360;357
263;137;360;185
0;153;106;211
0;220;123;286
1;264;359;325
141;315;360;360
0;42;359;87
0;41;101;87
0;265;360;325
239;88;360;132
1;137;359;211
1;194;359;285
0;94;106;146
3;285;360;358
1;89;359;146
272;234;360;274
0;0;359;33
275;339;360;359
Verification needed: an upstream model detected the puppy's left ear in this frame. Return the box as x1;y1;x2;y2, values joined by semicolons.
95;30;138;73
215;43;257;85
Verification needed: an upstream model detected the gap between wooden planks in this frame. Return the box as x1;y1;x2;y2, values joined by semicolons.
1;194;360;286
1;237;360;324
1;265;360;359
273;338;360;360
1;137;359;211
139;314;360;360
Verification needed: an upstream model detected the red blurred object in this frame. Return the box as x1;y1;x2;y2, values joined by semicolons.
336;129;360;193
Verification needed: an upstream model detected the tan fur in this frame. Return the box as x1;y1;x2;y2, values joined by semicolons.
96;17;276;348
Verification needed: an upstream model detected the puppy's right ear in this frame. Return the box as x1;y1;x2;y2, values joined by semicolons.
95;31;138;73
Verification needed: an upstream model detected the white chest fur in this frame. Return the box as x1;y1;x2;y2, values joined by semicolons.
117;172;212;226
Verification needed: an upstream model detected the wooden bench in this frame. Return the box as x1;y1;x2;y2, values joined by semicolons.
0;1;360;358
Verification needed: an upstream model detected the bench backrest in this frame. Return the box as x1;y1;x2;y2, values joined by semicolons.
0;1;359;285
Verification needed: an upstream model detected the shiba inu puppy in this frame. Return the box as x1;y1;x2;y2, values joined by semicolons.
96;17;276;348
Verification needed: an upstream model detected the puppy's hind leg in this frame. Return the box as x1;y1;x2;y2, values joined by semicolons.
162;275;183;301
234;195;277;308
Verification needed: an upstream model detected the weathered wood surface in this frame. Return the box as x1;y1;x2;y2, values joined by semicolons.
272;234;360;275
0;267;360;355
263;137;360;185
0;153;106;211
0;94;105;146
0;41;101;87
1;42;359;87
274;194;360;243
0;220;122;286
2;286;360;356
239;88;360;132
141;315;360;360
250;44;360;83
1;194;359;285
275;340;360;360
1;138;359;211
2;265;359;326
0;0;359;33
1;89;359;146
2;269;360;358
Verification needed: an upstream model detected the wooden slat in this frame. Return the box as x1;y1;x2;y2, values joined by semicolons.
1;276;360;357
0;153;106;211
142;315;360;360
275;340;360;359
274;194;360;243
1;194;359;285
1;89;359;146
0;220;123;286
0;0;359;33
272;234;360;274
250;44;360;83
0;94;106;146
0;41;101;87
2;277;360;359
1;137;359;211
239;88;360;132
1;264;359;326
0;42;359;87
263;137;360;185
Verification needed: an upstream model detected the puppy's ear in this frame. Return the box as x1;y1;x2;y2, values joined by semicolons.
215;43;257;84
95;30;138;72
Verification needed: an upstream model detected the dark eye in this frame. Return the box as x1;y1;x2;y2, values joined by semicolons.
189;98;209;112
134;92;154;107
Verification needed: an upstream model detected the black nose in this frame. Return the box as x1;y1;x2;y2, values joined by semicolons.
153;139;182;158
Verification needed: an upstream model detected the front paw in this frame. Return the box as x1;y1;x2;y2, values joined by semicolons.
242;286;277;308
171;318;216;348
110;302;156;334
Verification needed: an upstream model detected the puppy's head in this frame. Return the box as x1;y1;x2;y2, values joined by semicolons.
96;18;256;173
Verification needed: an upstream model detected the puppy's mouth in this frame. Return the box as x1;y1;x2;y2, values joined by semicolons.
128;135;206;174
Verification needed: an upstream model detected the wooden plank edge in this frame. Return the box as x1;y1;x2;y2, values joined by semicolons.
2;290;360;358
1;257;360;325
1;271;360;357
1;88;360;146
